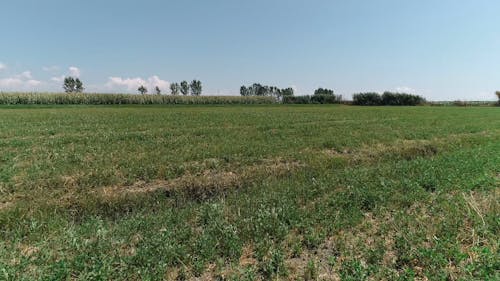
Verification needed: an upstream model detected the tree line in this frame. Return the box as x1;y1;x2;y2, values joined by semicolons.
62;77;202;96
60;77;497;105
352;92;426;106
240;83;343;104
240;83;294;100
239;83;428;105
138;80;202;96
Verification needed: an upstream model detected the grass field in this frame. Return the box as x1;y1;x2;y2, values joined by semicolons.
0;105;499;280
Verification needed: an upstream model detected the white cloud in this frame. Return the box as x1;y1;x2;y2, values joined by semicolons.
47;66;80;84
0;77;22;87
42;65;59;72
0;62;6;71
147;75;169;90
395;86;417;94
69;66;80;77
0;76;42;90
27;79;42;87
0;70;42;91
51;75;65;83
106;75;169;93
107;77;146;91
18;71;33;79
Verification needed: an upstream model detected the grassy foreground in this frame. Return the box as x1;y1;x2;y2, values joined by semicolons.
0;105;498;280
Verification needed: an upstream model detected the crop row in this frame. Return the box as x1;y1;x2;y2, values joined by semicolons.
0;93;276;105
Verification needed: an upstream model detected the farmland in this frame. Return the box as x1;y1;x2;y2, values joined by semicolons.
0;105;499;280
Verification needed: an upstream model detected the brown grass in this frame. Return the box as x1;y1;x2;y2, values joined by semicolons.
96;157;303;201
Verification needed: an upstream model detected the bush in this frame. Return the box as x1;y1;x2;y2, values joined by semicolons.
353;92;425;106
282;95;311;104
382;92;426;106
352;92;382;106
310;94;342;104
282;94;342;104
0;93;277;105
496;91;500;105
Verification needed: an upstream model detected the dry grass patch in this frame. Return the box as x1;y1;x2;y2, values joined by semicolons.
0;201;14;211
322;139;440;165
97;157;303;201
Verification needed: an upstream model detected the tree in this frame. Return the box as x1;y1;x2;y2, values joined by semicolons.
155;86;161;95
240;86;249;96
180;81;189;96
170;83;180;95
314;88;334;96
138;85;147;95
240;83;294;99
256;84;267;96
280;87;294;97
63;77;84;93
74;78;84;93
190;80;202;96
269;86;280;98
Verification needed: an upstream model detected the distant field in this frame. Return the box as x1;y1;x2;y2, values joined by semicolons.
0;105;499;280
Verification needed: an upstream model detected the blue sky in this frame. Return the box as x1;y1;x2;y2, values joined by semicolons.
0;0;499;100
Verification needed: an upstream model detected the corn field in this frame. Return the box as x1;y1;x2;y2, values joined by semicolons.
0;93;277;105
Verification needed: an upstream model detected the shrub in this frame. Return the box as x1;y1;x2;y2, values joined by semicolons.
352;92;382;106
282;96;311;104
282;94;342;104
382;92;426;106
353;92;425;106
310;94;342;104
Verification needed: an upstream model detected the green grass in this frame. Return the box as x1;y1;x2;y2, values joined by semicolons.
0;105;498;280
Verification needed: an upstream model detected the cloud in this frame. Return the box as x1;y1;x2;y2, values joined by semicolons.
18;71;33;79
0;70;42;91
51;75;65;83
0;75;42;90
42;65;59;72
47;66;81;83
395;86;417;94
106;75;169;93
69;66;80;77
0;62;6;71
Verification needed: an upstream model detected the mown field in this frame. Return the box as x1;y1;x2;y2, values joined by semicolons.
0;105;498;280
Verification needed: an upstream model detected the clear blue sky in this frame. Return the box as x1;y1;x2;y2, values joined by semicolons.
1;0;499;100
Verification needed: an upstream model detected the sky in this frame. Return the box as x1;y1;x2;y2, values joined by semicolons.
0;0;499;100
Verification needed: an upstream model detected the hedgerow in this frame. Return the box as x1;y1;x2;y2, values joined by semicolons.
353;92;425;106
283;94;342;104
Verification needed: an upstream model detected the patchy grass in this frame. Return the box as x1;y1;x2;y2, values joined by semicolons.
0;105;499;280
